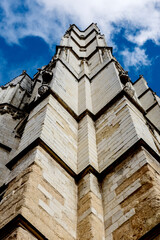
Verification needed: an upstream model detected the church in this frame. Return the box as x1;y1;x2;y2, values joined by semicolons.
0;23;160;239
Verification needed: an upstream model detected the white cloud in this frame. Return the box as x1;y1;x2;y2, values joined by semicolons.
120;47;151;70
0;0;160;48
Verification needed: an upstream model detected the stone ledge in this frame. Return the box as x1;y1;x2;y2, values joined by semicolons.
6;137;160;183
0;214;48;240
0;142;11;152
6;138;76;178
66;24;99;40
0;103;26;119
55;57;114;82
70;35;96;49
28;88;148;125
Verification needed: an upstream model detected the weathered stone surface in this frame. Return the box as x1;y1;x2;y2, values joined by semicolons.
96;96;159;172
77;213;104;240
0;146;77;240
134;76;160;131
102;148;160;240
77;173;105;239
4;227;37;240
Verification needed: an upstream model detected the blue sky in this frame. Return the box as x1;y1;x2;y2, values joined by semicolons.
0;0;160;96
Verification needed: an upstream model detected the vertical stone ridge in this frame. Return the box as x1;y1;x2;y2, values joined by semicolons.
77;173;105;240
78;115;98;173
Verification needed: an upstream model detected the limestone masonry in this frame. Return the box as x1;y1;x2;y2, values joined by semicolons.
0;23;160;240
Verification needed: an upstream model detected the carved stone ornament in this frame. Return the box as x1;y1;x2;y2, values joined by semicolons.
50;57;57;68
120;71;130;85
38;85;50;96
64;33;69;38
124;82;135;98
42;70;53;84
0;105;25;119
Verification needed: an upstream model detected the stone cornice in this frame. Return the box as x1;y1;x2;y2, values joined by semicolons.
6;137;160;183
28;88;146;123
70;35;96;49
70;23;98;33
146;102;158;113
33;50;114;84
132;75;144;85
6;137;77;177
2;88;159;172
27;87;160;137
56;45;112;62
57;57;115;82
0;103;26;119
0;142;11;152
138;87;151;99
0;214;48;240
79;57;114;82
67;26;99;40
69;34;112;53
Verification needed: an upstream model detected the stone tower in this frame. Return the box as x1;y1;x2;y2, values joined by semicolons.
0;23;160;240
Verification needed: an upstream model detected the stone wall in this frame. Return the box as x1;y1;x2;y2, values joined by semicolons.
0;113;20;157
96;96;159;172
91;62;123;114
16;95;78;173
102;147;160;240
78;115;98;173
4;227;37;240
96;97;138;172
77;173;105;240
0;146;77;240
51;60;79;114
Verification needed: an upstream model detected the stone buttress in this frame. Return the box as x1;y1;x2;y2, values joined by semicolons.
0;23;160;240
